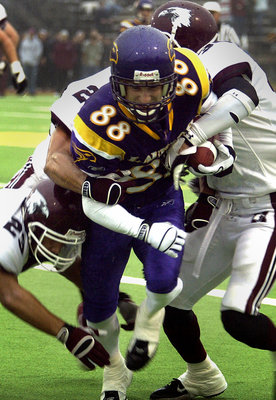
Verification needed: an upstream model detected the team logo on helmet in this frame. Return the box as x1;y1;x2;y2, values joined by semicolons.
167;38;175;61
159;7;192;34
26;191;49;218
110;42;118;64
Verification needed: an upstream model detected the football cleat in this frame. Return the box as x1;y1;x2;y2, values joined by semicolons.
150;378;191;399
150;356;227;399
101;390;127;400
126;301;165;371
100;353;132;400
180;357;227;398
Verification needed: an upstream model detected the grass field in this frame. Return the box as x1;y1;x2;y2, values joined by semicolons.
0;94;275;400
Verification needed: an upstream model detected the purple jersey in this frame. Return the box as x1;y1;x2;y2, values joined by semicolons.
71;48;211;207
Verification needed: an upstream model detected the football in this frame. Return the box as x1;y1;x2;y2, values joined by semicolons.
187;141;217;172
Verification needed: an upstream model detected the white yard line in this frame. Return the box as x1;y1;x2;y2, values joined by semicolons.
34;265;276;306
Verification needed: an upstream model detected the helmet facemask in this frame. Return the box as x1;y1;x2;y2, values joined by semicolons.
110;26;177;123
28;221;86;272
111;70;177;123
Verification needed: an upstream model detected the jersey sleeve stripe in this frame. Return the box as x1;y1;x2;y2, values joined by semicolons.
176;47;210;100
73;114;126;160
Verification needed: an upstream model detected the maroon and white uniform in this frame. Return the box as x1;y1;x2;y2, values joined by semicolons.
172;41;276;315
5;68;111;191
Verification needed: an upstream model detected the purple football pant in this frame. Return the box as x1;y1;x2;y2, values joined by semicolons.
82;186;185;323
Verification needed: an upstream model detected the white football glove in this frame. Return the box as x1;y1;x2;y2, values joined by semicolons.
10;61;27;94
82;198;186;258
196;139;236;177
165;137;186;171
136;220;186;258
172;146;198;190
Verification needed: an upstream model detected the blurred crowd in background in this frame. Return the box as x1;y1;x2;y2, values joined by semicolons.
0;0;275;96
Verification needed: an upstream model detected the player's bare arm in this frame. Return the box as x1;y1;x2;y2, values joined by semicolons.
0;266;65;335
45;126;86;194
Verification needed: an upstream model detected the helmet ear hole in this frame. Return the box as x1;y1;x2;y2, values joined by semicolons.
110;25;177;123
151;1;218;52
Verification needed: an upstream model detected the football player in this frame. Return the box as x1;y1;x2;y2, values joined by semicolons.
0;178;110;372
5;66;138;332
119;0;154;33
149;1;276;399
62;25;235;400
0;3;27;93
5;23;233;400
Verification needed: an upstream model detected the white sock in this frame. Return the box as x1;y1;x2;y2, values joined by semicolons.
145;278;183;316
87;312;120;356
186;355;213;373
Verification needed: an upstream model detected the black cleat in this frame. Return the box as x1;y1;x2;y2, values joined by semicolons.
150;379;191;399
126;339;151;371
102;390;127;400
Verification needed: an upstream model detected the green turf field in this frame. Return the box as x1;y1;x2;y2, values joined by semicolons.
0;94;275;400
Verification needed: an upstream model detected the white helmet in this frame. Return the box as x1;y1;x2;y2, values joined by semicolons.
0;4;7;23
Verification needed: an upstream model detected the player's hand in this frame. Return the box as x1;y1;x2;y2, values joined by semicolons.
171;146;198;190
118;292;138;331
196;140;236;177
136;221;186;258
185;193;217;232
57;323;110;370
82;172;147;206
10;61;28;94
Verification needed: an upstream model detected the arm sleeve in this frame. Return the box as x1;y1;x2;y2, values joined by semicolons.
82;196;143;238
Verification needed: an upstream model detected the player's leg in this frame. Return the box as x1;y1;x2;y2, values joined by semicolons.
219;210;276;397
150;218;231;399
126;188;185;371
81;223;133;400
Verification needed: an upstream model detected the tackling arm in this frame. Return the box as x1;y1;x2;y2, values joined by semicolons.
0;265;110;369
182;76;259;147
44;126;87;194
45;127;135;205
0;266;65;335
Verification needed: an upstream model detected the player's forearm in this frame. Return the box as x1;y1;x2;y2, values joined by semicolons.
82;197;142;237
45;127;86;194
45;150;86;194
182;89;257;147
0;272;64;336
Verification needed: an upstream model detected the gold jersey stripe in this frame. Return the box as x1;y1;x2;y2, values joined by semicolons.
176;48;210;100
118;103;161;140
74;114;126;160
